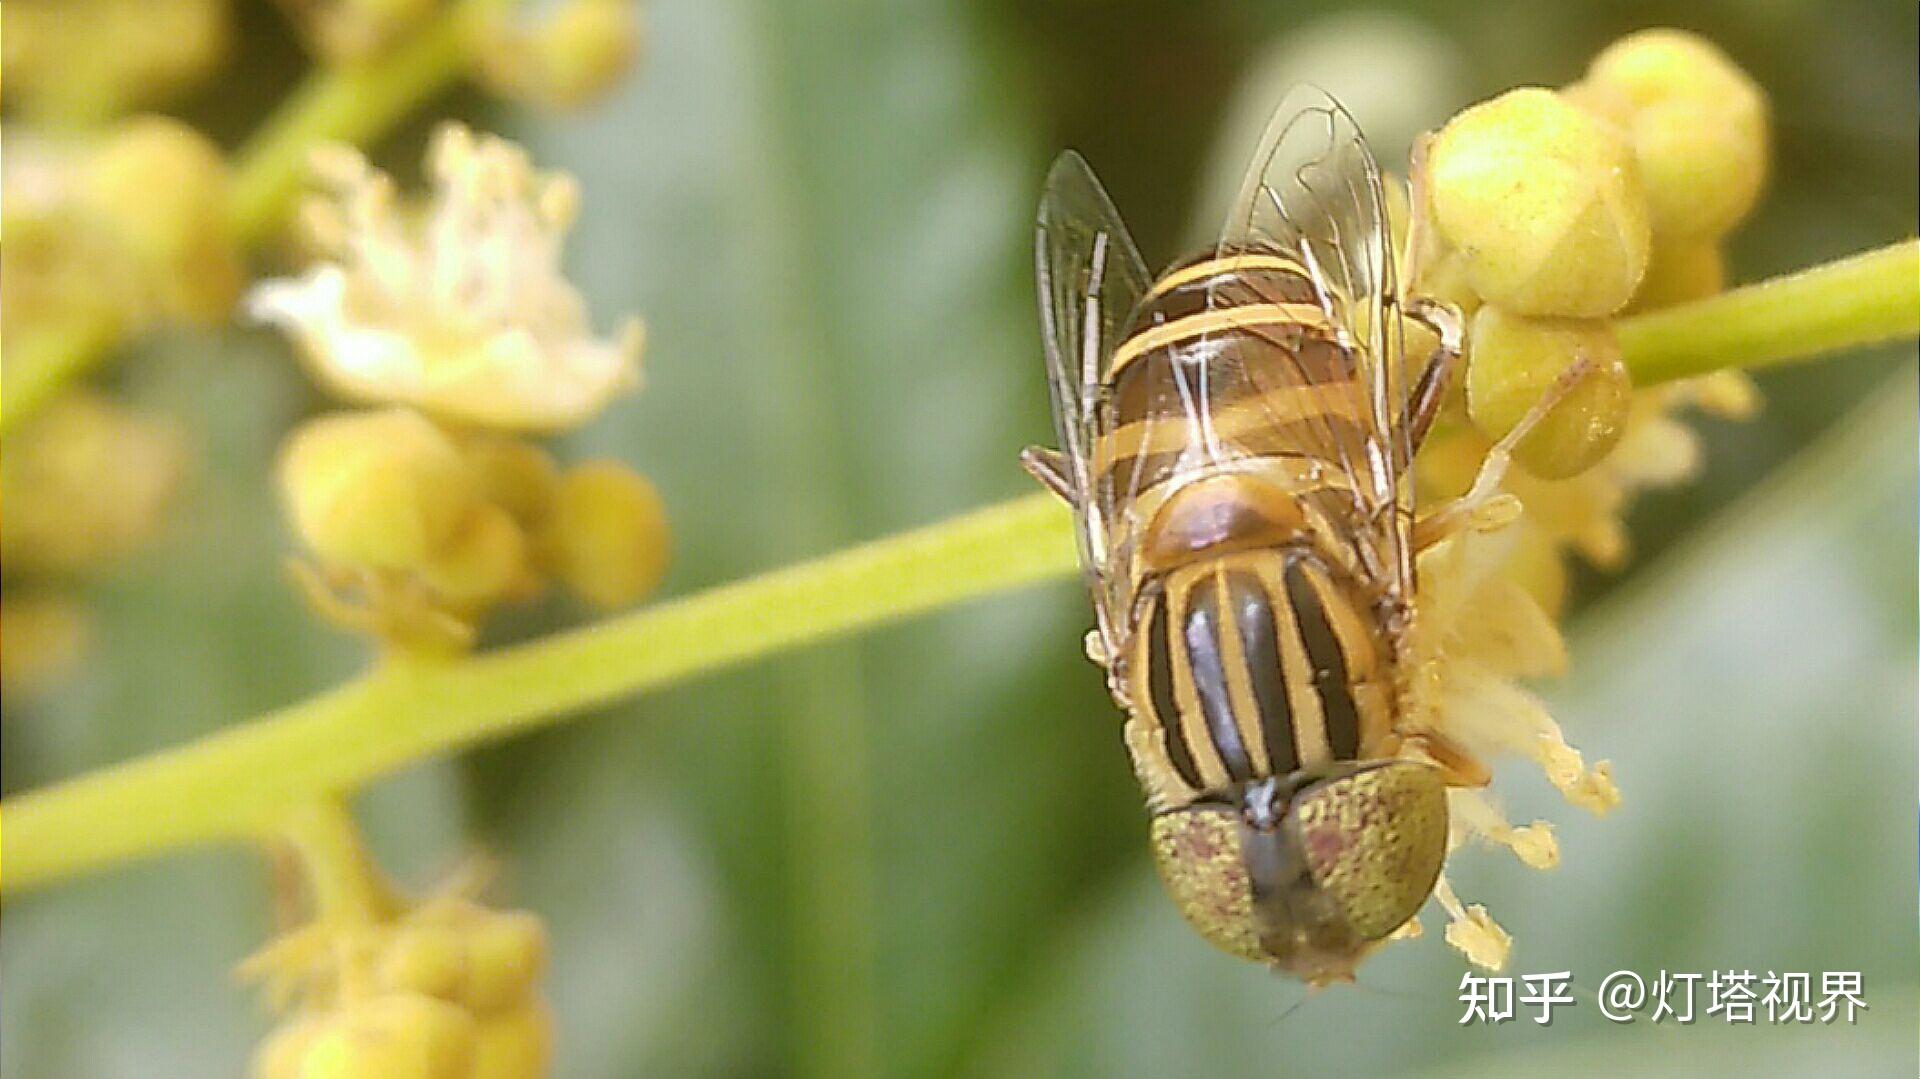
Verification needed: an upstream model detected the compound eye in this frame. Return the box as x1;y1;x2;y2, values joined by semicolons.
1147;804;1264;962
1287;762;1450;940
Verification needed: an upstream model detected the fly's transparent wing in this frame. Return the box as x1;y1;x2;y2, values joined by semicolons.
1211;84;1412;598
1036;151;1151;651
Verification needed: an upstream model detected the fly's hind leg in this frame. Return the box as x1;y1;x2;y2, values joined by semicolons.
1020;446;1075;504
1412;357;1596;552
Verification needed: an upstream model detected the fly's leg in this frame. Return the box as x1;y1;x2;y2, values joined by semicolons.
1395;132;1465;460
1399;296;1465;461
1406;729;1493;788
1019;446;1074;503
1412;357;1595;552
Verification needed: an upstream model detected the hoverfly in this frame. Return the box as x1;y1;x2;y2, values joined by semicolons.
1023;87;1539;986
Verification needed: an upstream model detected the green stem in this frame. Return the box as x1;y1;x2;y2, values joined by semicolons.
228;0;509;245
0;0;509;440
3;242;1916;897
0;311;125;439
1619;239;1920;384
279;798;398;925
2;493;1075;894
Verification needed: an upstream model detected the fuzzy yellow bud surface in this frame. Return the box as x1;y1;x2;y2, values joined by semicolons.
419;504;535;608
1427;88;1650;318
1466;307;1631;479
460;435;563;528
1575;30;1769;242
542;462;671;608
296;993;478;1079
1;0;229;120
0;393;185;575
284;0;438;62
480;0;644;111
77;115;243;324
278;409;482;571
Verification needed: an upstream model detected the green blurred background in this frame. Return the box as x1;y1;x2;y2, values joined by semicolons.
3;1;1917;1075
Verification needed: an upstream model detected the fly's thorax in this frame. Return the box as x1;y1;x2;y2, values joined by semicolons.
1148;760;1449;984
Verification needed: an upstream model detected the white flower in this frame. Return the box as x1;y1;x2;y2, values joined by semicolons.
249;123;641;432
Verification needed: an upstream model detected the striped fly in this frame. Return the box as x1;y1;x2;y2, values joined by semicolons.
1022;87;1514;985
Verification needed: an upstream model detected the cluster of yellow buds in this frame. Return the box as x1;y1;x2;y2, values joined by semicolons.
253;124;665;652
260;0;641;112
1;17;244;694
4;115;244;350
0;394;188;694
245;861;552;1078
1;0;231;121
1393;29;1770;969
273;0;441;64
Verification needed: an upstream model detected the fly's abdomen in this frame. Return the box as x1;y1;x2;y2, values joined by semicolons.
1126;550;1392;808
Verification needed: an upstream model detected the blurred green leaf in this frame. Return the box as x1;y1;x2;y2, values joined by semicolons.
487;2;1138;1074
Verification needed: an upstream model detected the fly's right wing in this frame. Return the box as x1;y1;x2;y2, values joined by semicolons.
1035;151;1151;658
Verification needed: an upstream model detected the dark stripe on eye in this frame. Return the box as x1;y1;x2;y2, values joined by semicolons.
1183;577;1255;781
1147;597;1202;789
1284;559;1362;761
1226;570;1298;777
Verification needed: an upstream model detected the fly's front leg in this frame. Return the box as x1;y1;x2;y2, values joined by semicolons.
1399;296;1465;460
1412;357;1595;552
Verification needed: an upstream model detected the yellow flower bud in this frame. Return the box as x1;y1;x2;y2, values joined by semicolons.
1427;88;1650;317
460;435;562;528
289;0;439;62
1617;100;1764;242
252;1012;327;1079
479;0;643;111
418;503;535;608
1;0;229;120
76;115;242;324
457;908;550;1015
1578;30;1769;242
298;994;477;1079
278;409;482;571
377;923;469;1002
0;392;184;576
1629;240;1725;312
1585;29;1767;136
541;462;670;609
472;1000;555;1079
1466;306;1631;479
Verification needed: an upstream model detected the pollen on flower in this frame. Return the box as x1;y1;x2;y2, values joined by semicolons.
249;123;643;432
1433;874;1512;972
1542;740;1621;815
1450;789;1561;870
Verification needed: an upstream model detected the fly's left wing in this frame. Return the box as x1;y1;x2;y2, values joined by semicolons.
1211;85;1413;599
1035;151;1152;657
